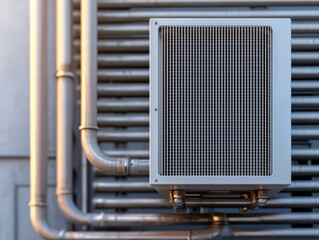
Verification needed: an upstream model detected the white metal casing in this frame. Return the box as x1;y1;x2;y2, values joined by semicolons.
150;18;291;196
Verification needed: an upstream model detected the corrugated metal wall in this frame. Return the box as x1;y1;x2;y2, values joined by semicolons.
74;1;319;238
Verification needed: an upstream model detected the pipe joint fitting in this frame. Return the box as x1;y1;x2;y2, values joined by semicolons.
115;157;131;175
56;188;72;196
29;201;48;208
56;70;74;80
79;125;99;131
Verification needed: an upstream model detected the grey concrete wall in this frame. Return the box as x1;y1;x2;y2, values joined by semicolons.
0;0;67;239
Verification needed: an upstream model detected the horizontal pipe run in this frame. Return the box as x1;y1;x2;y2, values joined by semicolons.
74;39;149;53
292;80;319;93
93;197;319;209
292;112;319;123
291;165;319;176
292;127;319;140
227;228;319;238
97;83;148;97
95;69;149;82
92;213;219;226
73;22;319;36
93;180;319;192
293;52;319;65
76;54;149;67
227;213;319;224
97;131;148;142
73;0;319;9
95;10;319;23
97;114;149;126
78;68;319;81
292;67;319;79
285;181;319;192
74;38;319;52
93;165;319;177
75;52;319;67
96;83;318;100
33;207;222;239
95;115;319;128
187;197;319;208
100;148;318;159
97;99;319;115
93;198;171;208
284;149;318;159
96;128;319;142
292;21;319;34
97;24;149;36
97;99;148;112
59;195;219;226
292;96;319;109
94;181;154;192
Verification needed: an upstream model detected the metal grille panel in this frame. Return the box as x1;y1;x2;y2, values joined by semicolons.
160;26;272;176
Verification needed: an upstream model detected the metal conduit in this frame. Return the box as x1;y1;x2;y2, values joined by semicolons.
94;165;319;176
73;22;319;36
93;181;319;192
97;83;149;97
93;10;319;22
95;128;319;142
93;197;319;209
285;181;319;191
96;99;319;116
226;228;319;238
292;67;319;79
291;165;319;176
97;99;149;112
292;80;319;93
71;0;319;8
74;38;319;52
97;114;149;127
75;68;319;81
98;83;319;101
97;114;317;127
75;52;319;66
88;0;319;8
94;148;318;159
292;112;319;123
226;213;319;224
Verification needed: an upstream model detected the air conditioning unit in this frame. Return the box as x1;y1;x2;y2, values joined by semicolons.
149;18;291;209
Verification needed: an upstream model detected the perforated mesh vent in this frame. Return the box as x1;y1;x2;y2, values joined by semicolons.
160;26;272;176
